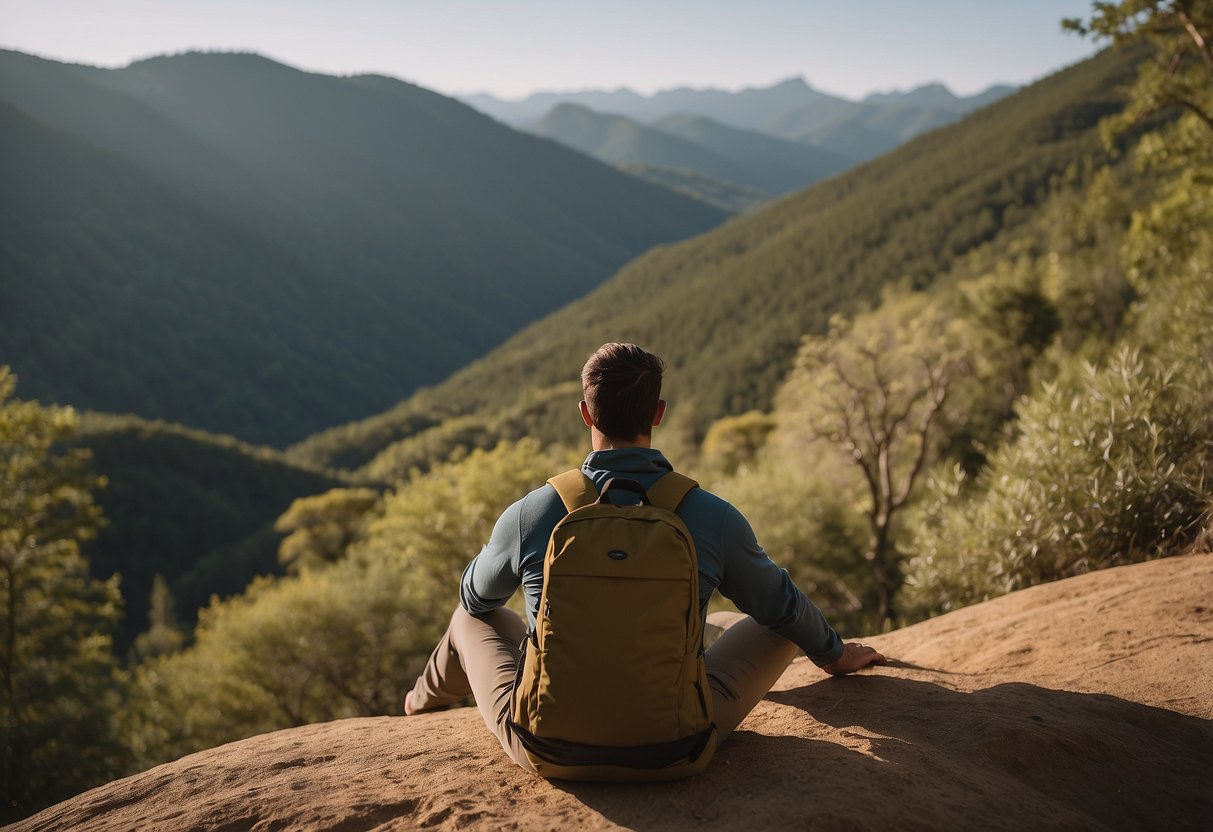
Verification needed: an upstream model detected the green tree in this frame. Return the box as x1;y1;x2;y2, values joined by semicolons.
131;575;184;663
904;233;1213;615
700;411;778;476
1064;0;1213;138
131;558;441;766
777;295;969;624
0;368;126;820
1066;2;1213;273
947;260;1062;472
274;487;381;573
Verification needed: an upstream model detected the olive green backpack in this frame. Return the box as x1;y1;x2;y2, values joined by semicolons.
508;470;717;781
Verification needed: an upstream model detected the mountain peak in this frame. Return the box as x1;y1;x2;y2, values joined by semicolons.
767;75;812;91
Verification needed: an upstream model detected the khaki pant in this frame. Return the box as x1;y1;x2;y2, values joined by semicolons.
407;606;800;773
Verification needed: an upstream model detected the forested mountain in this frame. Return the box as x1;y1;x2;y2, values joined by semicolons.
617;164;771;213
649;113;852;192
530;103;849;195
291;46;1141;474
72;414;351;647
0;49;725;446
530;103;763;185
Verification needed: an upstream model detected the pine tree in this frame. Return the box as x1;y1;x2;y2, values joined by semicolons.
0;367;127;821
131;575;184;663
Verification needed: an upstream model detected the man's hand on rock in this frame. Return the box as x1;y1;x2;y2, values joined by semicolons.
822;642;885;676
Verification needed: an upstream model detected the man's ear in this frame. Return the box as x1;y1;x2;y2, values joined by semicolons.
579;400;594;428
652;400;667;427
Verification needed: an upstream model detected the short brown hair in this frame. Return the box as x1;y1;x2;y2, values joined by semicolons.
581;343;664;441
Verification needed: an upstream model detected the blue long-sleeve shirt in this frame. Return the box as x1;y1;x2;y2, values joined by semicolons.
460;447;845;666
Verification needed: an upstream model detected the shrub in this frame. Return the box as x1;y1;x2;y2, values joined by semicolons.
905;341;1211;614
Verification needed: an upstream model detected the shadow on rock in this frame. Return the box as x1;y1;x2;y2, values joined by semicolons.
768;675;1213;831
555;677;1211;832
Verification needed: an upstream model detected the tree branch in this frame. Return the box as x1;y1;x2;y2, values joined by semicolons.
1169;95;1213;132
1176;6;1213;67
893;370;949;509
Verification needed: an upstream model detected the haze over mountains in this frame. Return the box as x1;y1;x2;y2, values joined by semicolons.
530;105;853;196
0;49;725;445
465;76;1017;189
295;47;1137;476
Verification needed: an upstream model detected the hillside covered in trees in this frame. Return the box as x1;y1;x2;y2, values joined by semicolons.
529;103;852;196
291;44;1145;476
0;49;725;446
72;415;352;649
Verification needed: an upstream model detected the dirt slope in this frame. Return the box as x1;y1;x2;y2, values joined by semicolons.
13;554;1213;831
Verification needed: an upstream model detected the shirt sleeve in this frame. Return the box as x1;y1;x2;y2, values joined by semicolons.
715;504;844;666
459;496;525;615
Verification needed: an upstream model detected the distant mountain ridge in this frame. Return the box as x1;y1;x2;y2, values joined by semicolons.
466;76;1014;126
468;75;1017;191
464;76;846;128
0;49;726;445
529;103;851;195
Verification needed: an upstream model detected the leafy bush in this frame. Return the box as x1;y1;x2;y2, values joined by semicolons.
905;329;1212;614
130;557;441;767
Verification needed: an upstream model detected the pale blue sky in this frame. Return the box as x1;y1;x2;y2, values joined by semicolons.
0;1;1101;99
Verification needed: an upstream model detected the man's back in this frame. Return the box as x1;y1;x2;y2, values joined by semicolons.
460;446;843;666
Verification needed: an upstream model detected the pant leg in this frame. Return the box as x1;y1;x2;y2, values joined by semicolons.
408;606;537;772
704;611;800;741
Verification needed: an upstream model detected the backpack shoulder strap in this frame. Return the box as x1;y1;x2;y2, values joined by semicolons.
547;469;597;512
646;472;699;512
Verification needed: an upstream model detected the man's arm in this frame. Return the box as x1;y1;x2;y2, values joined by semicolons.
715;504;883;672
459;497;526;614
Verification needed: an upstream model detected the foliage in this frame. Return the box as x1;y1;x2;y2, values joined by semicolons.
1038;166;1139;354
72;414;347;649
944;260;1061;470
699;411;778;476
130;558;441;768
0;369;127;821
898;2;1213;617
130;576;185;664
355;439;565;614
275;488;381;573
904;242;1213;615
1063;0;1213;140
776;292;971;622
